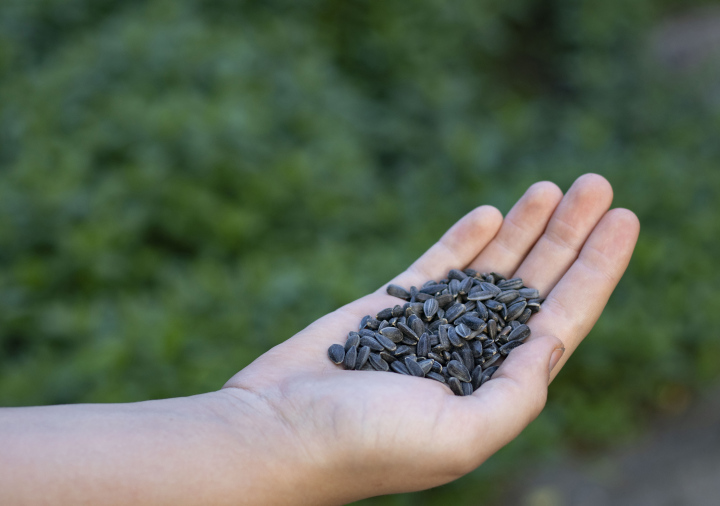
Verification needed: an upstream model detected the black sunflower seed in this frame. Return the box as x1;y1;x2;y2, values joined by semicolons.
419;283;448;295
328;344;345;364
369;353;389;371
423;298;439;320
496;278;523;290
499;340;523;356
343;345;357;370
374;332;397;351
495;290;519;304
480;365;499;385
427;371;446;383
405;357;425;377
359;336;384;352
345;333;360;350
447;360;471;383
448;377;464;396
386;284;411;300
379;327;403;343
390;361;410;375
376;307;393;320
507;324;531;342
355;346;371;369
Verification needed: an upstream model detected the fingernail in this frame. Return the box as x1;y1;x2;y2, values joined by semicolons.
549;347;565;372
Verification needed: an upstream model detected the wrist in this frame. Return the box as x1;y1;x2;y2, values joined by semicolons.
214;386;350;505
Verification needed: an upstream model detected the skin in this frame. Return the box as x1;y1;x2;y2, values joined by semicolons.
0;174;640;505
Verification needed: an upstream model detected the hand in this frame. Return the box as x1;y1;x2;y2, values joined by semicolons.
223;173;640;503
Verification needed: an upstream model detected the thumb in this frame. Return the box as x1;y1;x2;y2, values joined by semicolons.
467;335;565;456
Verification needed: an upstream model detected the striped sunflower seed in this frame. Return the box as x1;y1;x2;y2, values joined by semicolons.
328;344;345;364
448;377;464;396
447;360;472;383
343;345;357;370
386;284;411;300
355;346;371;369
369;353;390;371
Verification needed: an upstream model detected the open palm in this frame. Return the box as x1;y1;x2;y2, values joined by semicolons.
224;174;639;500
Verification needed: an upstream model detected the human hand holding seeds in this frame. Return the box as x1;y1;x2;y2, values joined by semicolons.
0;174;639;505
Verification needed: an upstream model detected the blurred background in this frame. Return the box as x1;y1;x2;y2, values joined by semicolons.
1;0;720;504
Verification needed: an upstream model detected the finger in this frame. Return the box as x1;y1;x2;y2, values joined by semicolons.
385;205;504;291
528;208;640;378
468;181;563;277
514;173;614;295
456;335;563;464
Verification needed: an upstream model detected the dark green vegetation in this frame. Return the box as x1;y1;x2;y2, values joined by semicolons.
1;0;719;503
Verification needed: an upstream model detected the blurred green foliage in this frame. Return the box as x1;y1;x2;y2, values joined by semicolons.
1;0;720;503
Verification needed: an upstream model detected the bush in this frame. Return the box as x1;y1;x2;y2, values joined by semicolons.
1;0;719;503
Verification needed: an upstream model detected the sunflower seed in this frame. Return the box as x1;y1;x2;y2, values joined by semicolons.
508;324;531;342
427;371;446;383
480;282;502;296
447;326;464;347
518;308;532;324
518;288;540;299
455;323;472;339
379;327;403;343
374;332;397;351
499;340;523;356
460;345;475;371
357;338;382;355
355;346;371;369
480;365;499;385
448;377;464;396
461;381;473;396
496;290;519;304
483;354;501;369
488;319;497;340
471;365;483;390
461;315;485;331
467;290;495;301
345;333;360;350
428;352;445;364
380;351;397;363
390;361;410;375
387;284;411;300
435;293;454;307
343;345;357;369
418;359;434;375
497;278;524;290
420;284;448;295
423;298;439;320
445;303;466;323
405;357;425;377
417;333;430;357
369;353;390;371
527;298;543;313
448;268;468;280
458;277;474;295
485;299;503;312
470;340;484;359
447;360;472;382
506;300;527;321
328;344;345;364
376;307;393;320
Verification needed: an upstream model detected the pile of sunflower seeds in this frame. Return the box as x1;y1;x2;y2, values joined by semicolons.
327;268;543;396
